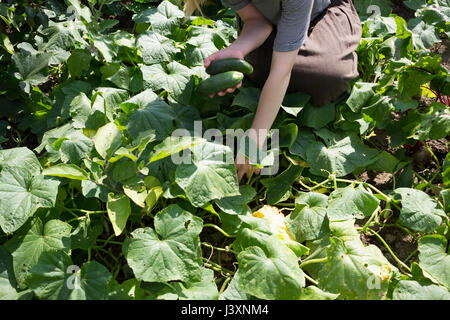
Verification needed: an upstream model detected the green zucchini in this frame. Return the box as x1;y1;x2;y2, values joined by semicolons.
205;58;254;75
197;71;244;95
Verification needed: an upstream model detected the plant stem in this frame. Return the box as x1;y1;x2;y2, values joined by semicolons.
218;276;232;295
331;175;338;190
303;273;319;286
299;257;328;269
246;167;255;185
360;206;380;233
275;202;295;207
94;247;120;263
95;234;115;249
297;179;312;191
202;258;234;276
382;224;419;241
404;248;418;264
96;239;124;246
70;208;107;214
201;242;234;254
203;224;236;238
424;144;440;171
366;228;412;274
309;178;331;191
63;207;80;220
413;170;429;184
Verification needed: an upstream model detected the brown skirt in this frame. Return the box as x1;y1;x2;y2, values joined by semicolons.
240;0;362;106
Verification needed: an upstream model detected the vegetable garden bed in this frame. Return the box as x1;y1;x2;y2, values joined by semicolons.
0;0;449;300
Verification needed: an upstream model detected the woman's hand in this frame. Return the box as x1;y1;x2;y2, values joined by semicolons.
204;47;244;98
235;151;260;182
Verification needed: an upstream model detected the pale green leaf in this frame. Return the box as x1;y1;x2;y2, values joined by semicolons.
0;168;60;234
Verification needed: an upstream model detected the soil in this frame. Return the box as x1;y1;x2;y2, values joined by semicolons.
0;124;38;151
359;171;394;190
360;222;419;267
200;216;238;282
426;138;449;159
390;0;416;21
431;37;450;72
368;128;391;151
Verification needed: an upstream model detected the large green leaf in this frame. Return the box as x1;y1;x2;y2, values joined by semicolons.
260;165;303;204
327;184;380;221
55;81;92;122
40;20;87;53
141;61;193;103
298;103;336;130
12;46;51;93
42;164;89;180
150;136;206;162
70;216;103;251
285;192;329;242
175;141;240;207
219;270;254;300
346;82;378;113
68;92;91;129
237;236;305;300
411;102;450;141
0;147;41;176
93;122;123;160
0;168;60;233
35;123;75;154
299;286;340;300
185;33;218;67
233;215;274;253
393;280;450;300
404;0;426;10
281;92;310;117
65;0;92;23
93;87;129;121
91;33;117;63
27;250;111;300
81;180;109;203
123;204;203;283
58;131;94;164
142;268;219;300
67;49;92;78
107;193;131;236
133;0;184;35
137;31;180;64
124;89;176;141
353;0;392;17
317;237;395;300
215;185;256;215
3;218;71;289
418;235;450;290
289;127;316;160
0;245;19;300
306;129;379;177
232;87;261;112
408;18;440;49
149;0;184;34
394;188;444;232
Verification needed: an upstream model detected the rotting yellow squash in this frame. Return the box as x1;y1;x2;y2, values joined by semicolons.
252;205;294;241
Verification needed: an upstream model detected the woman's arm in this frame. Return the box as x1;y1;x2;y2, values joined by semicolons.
235;48;299;181
204;3;273;97
223;4;274;58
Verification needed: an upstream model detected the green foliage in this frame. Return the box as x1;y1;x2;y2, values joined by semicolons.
0;0;449;301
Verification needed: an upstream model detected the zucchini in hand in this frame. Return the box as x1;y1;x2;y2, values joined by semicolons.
196;71;244;95
205;58;254;75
